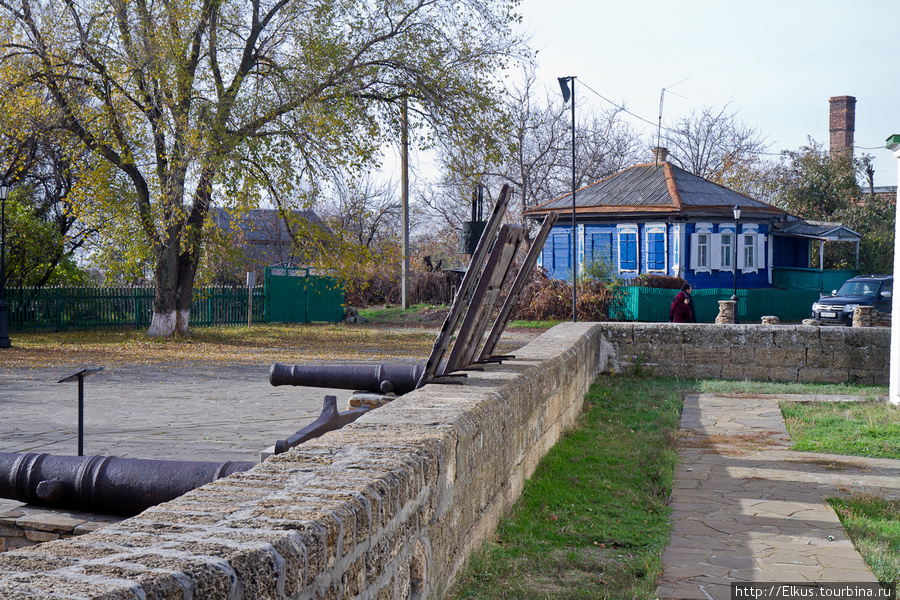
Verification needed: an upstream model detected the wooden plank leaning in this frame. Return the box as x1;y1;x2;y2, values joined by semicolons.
415;184;512;388
478;212;559;363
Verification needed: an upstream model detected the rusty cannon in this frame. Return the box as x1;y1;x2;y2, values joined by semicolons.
269;362;427;395
0;452;254;515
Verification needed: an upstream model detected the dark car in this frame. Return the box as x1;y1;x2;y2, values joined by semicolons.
810;275;893;325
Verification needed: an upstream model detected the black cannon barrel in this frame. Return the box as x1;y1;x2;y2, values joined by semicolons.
0;452;254;515
269;363;426;395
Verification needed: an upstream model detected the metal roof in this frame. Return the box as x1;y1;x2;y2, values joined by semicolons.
775;220;861;241
526;161;785;218
210;207;324;244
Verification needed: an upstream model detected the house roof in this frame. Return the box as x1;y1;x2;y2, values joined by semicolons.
774;220;861;242
525;161;787;220
210;207;324;244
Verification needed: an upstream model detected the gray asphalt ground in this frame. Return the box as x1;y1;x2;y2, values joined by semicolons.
1;363;352;463
0;328;541;515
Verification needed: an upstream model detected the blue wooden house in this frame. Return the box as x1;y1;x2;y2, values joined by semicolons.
524;148;860;289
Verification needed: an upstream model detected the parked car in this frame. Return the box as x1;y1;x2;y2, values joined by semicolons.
810;275;893;325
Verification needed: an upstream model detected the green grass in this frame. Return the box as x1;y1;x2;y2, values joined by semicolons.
781;400;900;459
830;497;900;583
357;303;442;322
507;319;562;329
778;391;900;583
446;375;692;600
447;376;893;599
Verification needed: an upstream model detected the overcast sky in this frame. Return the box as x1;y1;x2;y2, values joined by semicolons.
515;0;900;187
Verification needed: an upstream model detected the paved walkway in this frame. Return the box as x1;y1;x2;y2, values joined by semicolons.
658;393;900;599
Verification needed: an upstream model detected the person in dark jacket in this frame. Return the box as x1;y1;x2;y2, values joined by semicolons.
670;283;697;323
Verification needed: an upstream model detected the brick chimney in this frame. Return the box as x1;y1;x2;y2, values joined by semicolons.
652;146;668;165
829;96;856;157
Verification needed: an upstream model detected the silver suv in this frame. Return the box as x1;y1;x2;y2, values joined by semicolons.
810;275;893;325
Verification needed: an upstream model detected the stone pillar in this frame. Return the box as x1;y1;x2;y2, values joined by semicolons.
853;305;874;328
715;300;736;324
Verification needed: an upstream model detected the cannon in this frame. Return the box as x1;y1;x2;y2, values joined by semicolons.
269;362;427;395
274;395;371;454
0;452;254;515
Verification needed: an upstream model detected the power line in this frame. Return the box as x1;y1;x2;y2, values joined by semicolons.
576;80;664;131
577;79;788;158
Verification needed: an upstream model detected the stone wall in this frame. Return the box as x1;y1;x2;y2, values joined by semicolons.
596;323;889;385
0;322;602;599
0;322;888;599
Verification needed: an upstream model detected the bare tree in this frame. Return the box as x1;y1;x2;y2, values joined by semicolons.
664;102;769;180
325;174;401;252
424;67;642;242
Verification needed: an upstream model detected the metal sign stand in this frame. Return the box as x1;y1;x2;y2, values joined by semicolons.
58;367;104;456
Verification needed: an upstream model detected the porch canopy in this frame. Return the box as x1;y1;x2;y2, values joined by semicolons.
775;220;862;269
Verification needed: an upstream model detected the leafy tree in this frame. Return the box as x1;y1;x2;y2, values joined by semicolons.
0;0;525;336
0;86;107;287
771;140;892;273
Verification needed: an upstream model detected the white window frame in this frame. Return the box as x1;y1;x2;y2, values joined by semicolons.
617;224;639;274
714;223;736;272
645;223;667;273
690;222;713;273
737;224;764;274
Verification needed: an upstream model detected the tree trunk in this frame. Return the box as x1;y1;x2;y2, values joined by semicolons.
147;242;184;337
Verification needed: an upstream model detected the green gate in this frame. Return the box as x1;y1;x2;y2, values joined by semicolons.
264;264;344;323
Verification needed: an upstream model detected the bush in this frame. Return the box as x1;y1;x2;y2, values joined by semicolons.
344;270;462;307
514;269;624;322
632;273;688;289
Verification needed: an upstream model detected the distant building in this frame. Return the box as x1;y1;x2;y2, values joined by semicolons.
206;208;327;284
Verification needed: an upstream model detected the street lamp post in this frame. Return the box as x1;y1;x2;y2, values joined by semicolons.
731;205;741;323
0;180;10;349
558;75;577;322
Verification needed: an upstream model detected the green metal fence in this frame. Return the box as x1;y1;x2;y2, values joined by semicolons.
771;267;858;293
5;279;340;333
615;286;823;323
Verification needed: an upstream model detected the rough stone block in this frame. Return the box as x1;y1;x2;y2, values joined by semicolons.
772;325;820;347
805;347;834;369
683;347;730;367
23;530;59;543
15;514;84;534
798;367;849;384
753;347;806;367
740;365;799;382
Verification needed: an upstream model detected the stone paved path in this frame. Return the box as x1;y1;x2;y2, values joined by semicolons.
657;394;900;599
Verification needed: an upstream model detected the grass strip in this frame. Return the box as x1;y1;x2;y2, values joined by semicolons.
446;375;690;600
830;496;900;583
781;400;900;459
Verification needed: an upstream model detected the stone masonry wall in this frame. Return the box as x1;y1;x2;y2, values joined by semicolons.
596;323;888;385
0;322;602;599
0;322;887;599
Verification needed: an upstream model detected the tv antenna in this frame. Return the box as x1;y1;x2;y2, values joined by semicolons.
656;77;690;163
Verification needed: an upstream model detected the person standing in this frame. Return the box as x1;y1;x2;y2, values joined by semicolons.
670;283;697;323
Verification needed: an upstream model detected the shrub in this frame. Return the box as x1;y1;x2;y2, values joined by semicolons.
514;268;624;322
632;273;688;289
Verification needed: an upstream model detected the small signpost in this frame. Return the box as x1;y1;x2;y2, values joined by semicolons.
57;367;103;456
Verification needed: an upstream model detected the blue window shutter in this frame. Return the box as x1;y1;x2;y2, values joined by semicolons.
621;233;637;270
648;232;664;270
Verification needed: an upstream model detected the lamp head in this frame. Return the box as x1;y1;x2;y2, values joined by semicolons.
557;77;571;104
0;181;8;201
733;205;741;221
887;134;900;153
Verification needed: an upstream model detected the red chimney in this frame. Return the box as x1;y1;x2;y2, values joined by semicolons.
829;96;856;157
